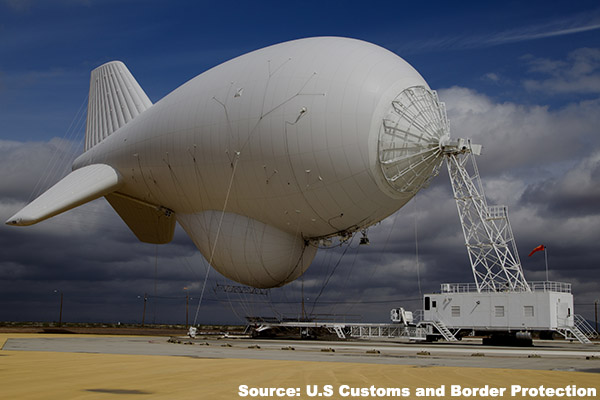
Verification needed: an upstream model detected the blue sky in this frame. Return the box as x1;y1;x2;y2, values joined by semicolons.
3;0;599;141
1;0;599;326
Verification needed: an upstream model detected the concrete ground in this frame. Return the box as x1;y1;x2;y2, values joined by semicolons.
1;334;600;399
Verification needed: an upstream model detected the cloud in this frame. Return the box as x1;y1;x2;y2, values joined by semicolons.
439;87;600;178
0;138;80;202
521;151;600;217
522;48;600;94
483;72;500;83
0;137;206;322
394;12;600;54
486;23;600;46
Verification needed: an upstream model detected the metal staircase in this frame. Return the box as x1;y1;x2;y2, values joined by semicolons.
574;314;598;339
556;315;598;344
333;325;346;339
558;326;591;344
430;320;458;342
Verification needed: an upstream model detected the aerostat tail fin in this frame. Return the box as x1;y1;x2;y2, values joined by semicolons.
5;164;123;226
85;61;152;151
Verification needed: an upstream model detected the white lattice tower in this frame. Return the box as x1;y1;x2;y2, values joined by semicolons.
444;142;530;292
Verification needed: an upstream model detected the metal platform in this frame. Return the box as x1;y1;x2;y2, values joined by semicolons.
250;321;427;341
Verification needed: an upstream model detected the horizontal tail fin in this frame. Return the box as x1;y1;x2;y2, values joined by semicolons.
5;164;123;226
85;61;152;151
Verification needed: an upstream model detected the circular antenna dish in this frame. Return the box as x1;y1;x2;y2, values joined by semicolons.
378;86;449;194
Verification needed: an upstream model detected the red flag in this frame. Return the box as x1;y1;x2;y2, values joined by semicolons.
528;244;545;257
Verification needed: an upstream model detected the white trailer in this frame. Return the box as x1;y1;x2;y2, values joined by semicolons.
424;282;573;332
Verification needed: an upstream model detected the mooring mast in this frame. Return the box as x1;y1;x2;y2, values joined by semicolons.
443;138;529;292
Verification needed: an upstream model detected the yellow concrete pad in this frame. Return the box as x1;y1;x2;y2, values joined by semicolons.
1;334;598;399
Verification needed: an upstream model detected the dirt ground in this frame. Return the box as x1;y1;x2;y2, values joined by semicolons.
0;323;244;336
1;332;599;400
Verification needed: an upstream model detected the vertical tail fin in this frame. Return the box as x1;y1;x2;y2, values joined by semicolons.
85;61;152;150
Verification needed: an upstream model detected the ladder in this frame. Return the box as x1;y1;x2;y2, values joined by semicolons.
558;326;592;344
574;314;599;339
430;320;458;342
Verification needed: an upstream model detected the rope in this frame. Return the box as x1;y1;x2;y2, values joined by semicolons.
29;94;88;202
343;209;402;316
309;234;355;315
192;152;240;326
414;198;422;297
327;238;361;317
153;244;158;323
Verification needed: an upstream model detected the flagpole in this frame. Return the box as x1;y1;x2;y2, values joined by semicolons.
544;246;549;282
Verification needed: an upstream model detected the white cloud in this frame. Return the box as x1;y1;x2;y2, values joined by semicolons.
487;23;600;46
482;72;501;83
439;87;600;177
394;13;600;53
523;48;600;94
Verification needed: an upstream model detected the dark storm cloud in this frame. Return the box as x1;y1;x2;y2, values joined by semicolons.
0;138;79;201
0;139;207;323
521;151;600;217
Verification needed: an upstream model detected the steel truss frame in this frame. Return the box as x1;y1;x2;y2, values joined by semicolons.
444;142;530;292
